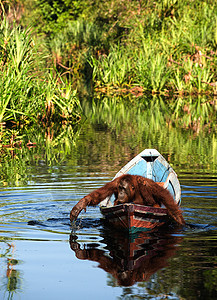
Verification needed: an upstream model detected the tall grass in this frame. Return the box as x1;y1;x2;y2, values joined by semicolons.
1;1;217;134
46;19;107;82
89;0;217;95
0;17;81;126
8;0;217;96
90;45;133;87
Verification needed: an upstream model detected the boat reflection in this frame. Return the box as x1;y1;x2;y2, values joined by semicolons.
69;226;183;286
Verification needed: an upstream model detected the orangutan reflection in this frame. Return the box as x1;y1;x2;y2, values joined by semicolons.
69;227;183;286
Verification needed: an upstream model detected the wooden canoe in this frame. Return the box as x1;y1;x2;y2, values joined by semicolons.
100;149;181;233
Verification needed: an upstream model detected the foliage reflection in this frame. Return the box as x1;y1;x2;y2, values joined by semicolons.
1;95;217;187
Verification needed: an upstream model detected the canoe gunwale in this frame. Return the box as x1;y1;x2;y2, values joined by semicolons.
101;203;168;216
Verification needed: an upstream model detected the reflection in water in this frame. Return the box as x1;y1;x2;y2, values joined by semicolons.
1;96;217;187
0;95;217;299
70;226;183;287
0;241;21;299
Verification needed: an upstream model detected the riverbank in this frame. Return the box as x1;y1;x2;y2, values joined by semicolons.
0;1;217;130
20;0;217;96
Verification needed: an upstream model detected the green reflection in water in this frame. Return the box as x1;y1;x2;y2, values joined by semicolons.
0;124;81;186
1;95;217;186
81;95;217;170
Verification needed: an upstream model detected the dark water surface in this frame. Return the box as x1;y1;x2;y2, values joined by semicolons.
1;106;217;299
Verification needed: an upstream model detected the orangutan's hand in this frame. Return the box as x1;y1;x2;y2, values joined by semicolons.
70;199;87;222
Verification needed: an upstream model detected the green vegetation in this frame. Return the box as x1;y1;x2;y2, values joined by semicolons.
0;1;216;125
0;15;81;128
0;0;217;151
88;0;217;95
1;4;217;300
17;0;217;96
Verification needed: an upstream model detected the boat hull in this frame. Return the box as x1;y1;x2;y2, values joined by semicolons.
101;203;169;234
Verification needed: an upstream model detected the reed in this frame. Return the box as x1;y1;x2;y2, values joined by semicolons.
1;0;217;129
6;0;217;96
0;16;80;126
90;45;132;87
85;0;217;95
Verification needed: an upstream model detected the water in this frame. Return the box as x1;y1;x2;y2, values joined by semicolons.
1;102;217;299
